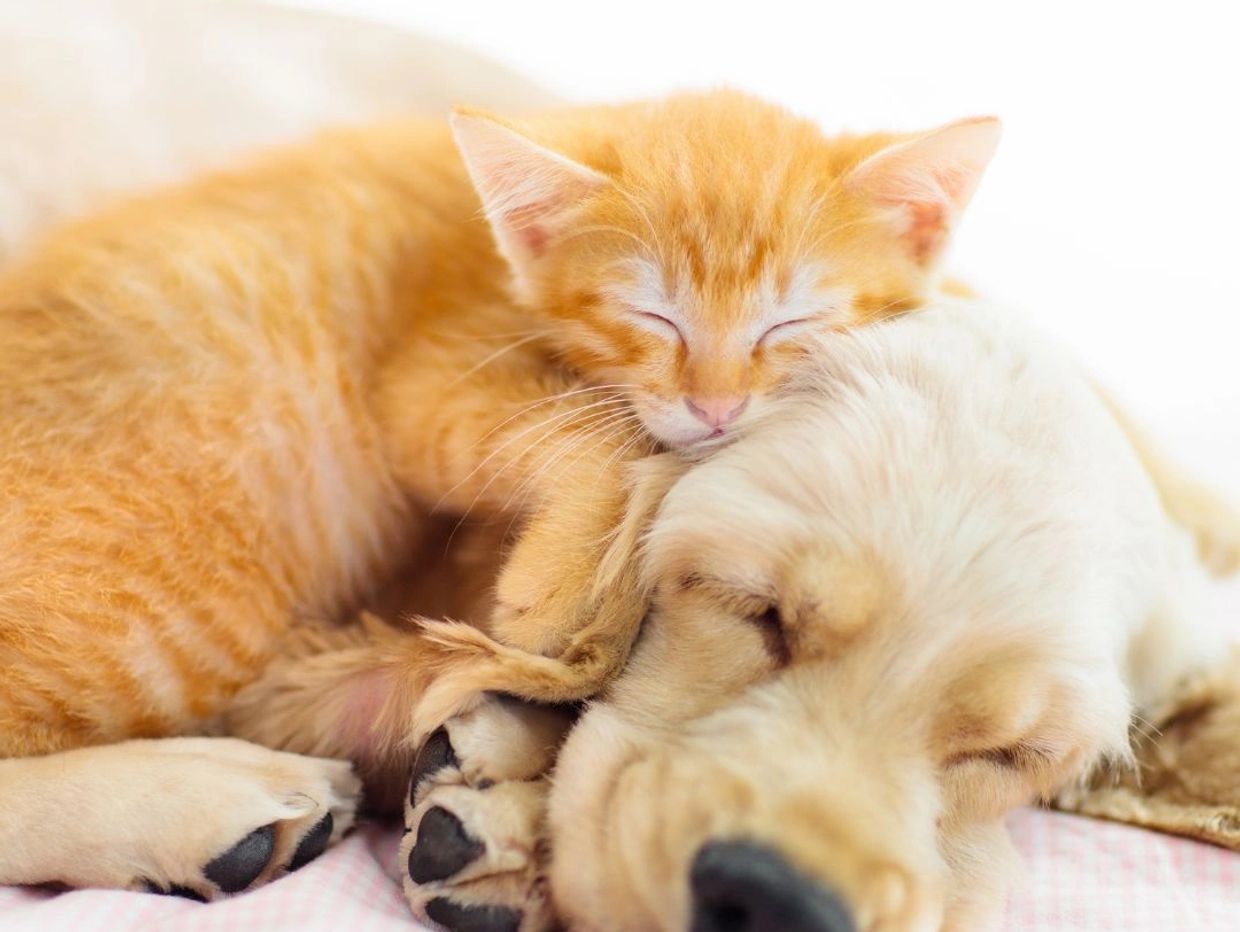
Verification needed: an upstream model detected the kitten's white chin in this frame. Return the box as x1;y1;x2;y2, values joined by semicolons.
642;417;725;450
637;401;750;450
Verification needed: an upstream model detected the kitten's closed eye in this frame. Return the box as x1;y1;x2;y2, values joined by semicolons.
626;306;684;342
758;317;811;346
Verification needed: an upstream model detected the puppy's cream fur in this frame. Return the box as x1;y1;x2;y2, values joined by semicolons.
545;297;1230;930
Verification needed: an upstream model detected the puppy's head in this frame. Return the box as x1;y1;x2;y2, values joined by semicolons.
547;399;1133;931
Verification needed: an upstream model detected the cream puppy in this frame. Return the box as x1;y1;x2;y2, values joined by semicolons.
400;297;1231;931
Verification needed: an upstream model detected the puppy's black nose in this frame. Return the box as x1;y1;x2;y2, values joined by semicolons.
690;841;854;932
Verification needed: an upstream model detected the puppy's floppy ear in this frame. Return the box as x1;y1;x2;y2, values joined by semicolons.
846;116;1001;265
451;107;610;300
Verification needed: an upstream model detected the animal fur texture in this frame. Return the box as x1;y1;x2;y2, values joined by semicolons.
1;84;1016;898
389;297;1240;931
0;89;1003;761
2;39;1238;921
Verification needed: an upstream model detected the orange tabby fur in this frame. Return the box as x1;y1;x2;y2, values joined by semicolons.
1;91;1000;759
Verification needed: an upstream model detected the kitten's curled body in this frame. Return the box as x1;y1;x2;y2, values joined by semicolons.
2;92;1005;761
1;120;508;752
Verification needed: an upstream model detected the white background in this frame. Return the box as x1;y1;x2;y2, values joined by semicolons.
279;0;1239;497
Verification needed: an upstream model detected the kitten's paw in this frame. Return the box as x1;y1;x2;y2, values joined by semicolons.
399;697;571;931
25;737;359;900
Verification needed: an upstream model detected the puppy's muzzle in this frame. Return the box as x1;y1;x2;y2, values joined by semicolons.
689;841;854;932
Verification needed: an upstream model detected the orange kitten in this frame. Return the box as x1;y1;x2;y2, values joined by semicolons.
0;91;999;760
444;96;999;448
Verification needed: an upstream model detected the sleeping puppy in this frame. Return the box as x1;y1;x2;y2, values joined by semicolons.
394;295;1235;931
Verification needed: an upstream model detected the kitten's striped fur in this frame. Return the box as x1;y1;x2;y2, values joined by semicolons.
2;91;999;757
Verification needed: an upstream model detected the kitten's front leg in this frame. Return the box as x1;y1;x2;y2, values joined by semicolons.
378;333;664;685
482;451;690;692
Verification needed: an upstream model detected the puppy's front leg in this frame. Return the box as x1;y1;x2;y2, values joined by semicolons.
400;697;573;932
0;738;359;898
397;455;689;930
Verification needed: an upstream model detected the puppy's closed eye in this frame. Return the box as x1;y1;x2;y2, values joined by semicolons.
945;743;1055;771
671;573;790;667
748;603;790;667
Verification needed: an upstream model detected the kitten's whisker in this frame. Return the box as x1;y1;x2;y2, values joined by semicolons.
795;215;878;261
423;328;554;343
444;387;635;505
493;412;638;542
613;187;666;256
468;383;639;453
790;191;830;261
501;406;639;498
446;333;547;387
452;407;636;550
436;400;614;512
859;295;918;320
504;415;643;517
558;225;655;258
502;410;642;512
515;415;645;512
444;397;629;516
444;404;630;550
597;423;649;480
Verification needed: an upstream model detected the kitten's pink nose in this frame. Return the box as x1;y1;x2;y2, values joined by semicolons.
685;395;749;430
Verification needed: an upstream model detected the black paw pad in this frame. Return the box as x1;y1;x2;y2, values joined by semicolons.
204;823;275;893
287;812;334;872
141;879;208;902
408;806;484;884
410;727;458;806
426;897;522;932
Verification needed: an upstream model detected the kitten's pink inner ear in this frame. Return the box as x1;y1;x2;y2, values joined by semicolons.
451;110;609;289
847;116;1002;264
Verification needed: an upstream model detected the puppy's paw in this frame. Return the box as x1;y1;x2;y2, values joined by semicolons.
411;696;574;795
29;737;360;900
400;698;570;932
402;782;552;932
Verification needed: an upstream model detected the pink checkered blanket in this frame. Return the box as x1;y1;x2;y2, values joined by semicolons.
1;810;1237;930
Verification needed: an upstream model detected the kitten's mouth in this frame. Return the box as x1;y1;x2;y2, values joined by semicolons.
678;427;737;453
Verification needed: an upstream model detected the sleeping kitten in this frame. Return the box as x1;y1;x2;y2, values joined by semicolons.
442;95;1000;450
0;90;1000;897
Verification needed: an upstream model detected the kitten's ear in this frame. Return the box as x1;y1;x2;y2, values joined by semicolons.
846;116;1001;265
451;108;610;297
